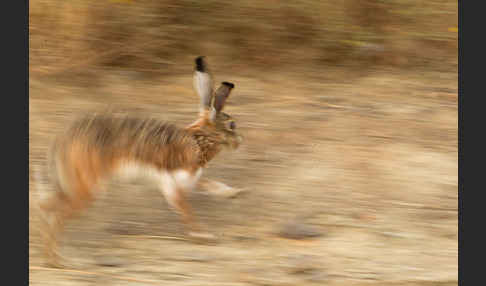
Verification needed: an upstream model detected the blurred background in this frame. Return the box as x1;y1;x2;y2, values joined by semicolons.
29;0;458;285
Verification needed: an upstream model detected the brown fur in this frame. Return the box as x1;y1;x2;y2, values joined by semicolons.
36;57;241;267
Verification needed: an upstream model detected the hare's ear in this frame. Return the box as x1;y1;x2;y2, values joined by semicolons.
193;56;214;114
213;82;235;113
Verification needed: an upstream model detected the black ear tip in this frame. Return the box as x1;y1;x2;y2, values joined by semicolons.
195;56;206;72
222;81;235;89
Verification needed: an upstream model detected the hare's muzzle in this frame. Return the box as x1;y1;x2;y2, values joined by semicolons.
228;134;243;150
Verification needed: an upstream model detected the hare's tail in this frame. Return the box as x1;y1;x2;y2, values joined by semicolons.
31;153;59;231
32;164;48;197
31;163;51;223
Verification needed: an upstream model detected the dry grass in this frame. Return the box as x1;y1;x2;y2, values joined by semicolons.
30;0;457;79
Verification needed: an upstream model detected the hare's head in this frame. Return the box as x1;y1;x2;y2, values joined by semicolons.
188;56;242;150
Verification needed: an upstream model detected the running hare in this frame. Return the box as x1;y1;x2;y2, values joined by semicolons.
36;56;243;267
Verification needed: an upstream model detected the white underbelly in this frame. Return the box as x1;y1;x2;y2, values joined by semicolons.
115;162;203;191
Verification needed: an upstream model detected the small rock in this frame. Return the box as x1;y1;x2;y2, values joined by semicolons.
277;221;323;240
232;235;259;243
280;254;329;282
171;252;214;262
95;256;124;267
104;221;146;235
282;254;317;275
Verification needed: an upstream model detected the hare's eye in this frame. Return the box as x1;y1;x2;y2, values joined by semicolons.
228;121;236;130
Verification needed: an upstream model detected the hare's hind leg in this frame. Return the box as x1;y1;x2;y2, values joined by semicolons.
38;164;100;267
38;188;75;268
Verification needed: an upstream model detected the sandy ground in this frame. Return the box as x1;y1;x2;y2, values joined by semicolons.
29;68;458;286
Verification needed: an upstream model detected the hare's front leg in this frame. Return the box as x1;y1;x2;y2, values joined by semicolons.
198;178;246;198
158;171;216;242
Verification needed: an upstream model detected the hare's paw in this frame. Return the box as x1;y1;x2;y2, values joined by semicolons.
224;187;248;198
188;231;218;244
204;180;248;198
44;246;67;268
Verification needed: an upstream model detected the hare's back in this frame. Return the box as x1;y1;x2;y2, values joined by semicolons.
54;114;198;168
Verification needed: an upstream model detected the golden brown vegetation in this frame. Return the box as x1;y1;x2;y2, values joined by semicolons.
30;0;457;78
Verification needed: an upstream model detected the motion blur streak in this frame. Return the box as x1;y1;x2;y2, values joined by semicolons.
29;1;458;285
